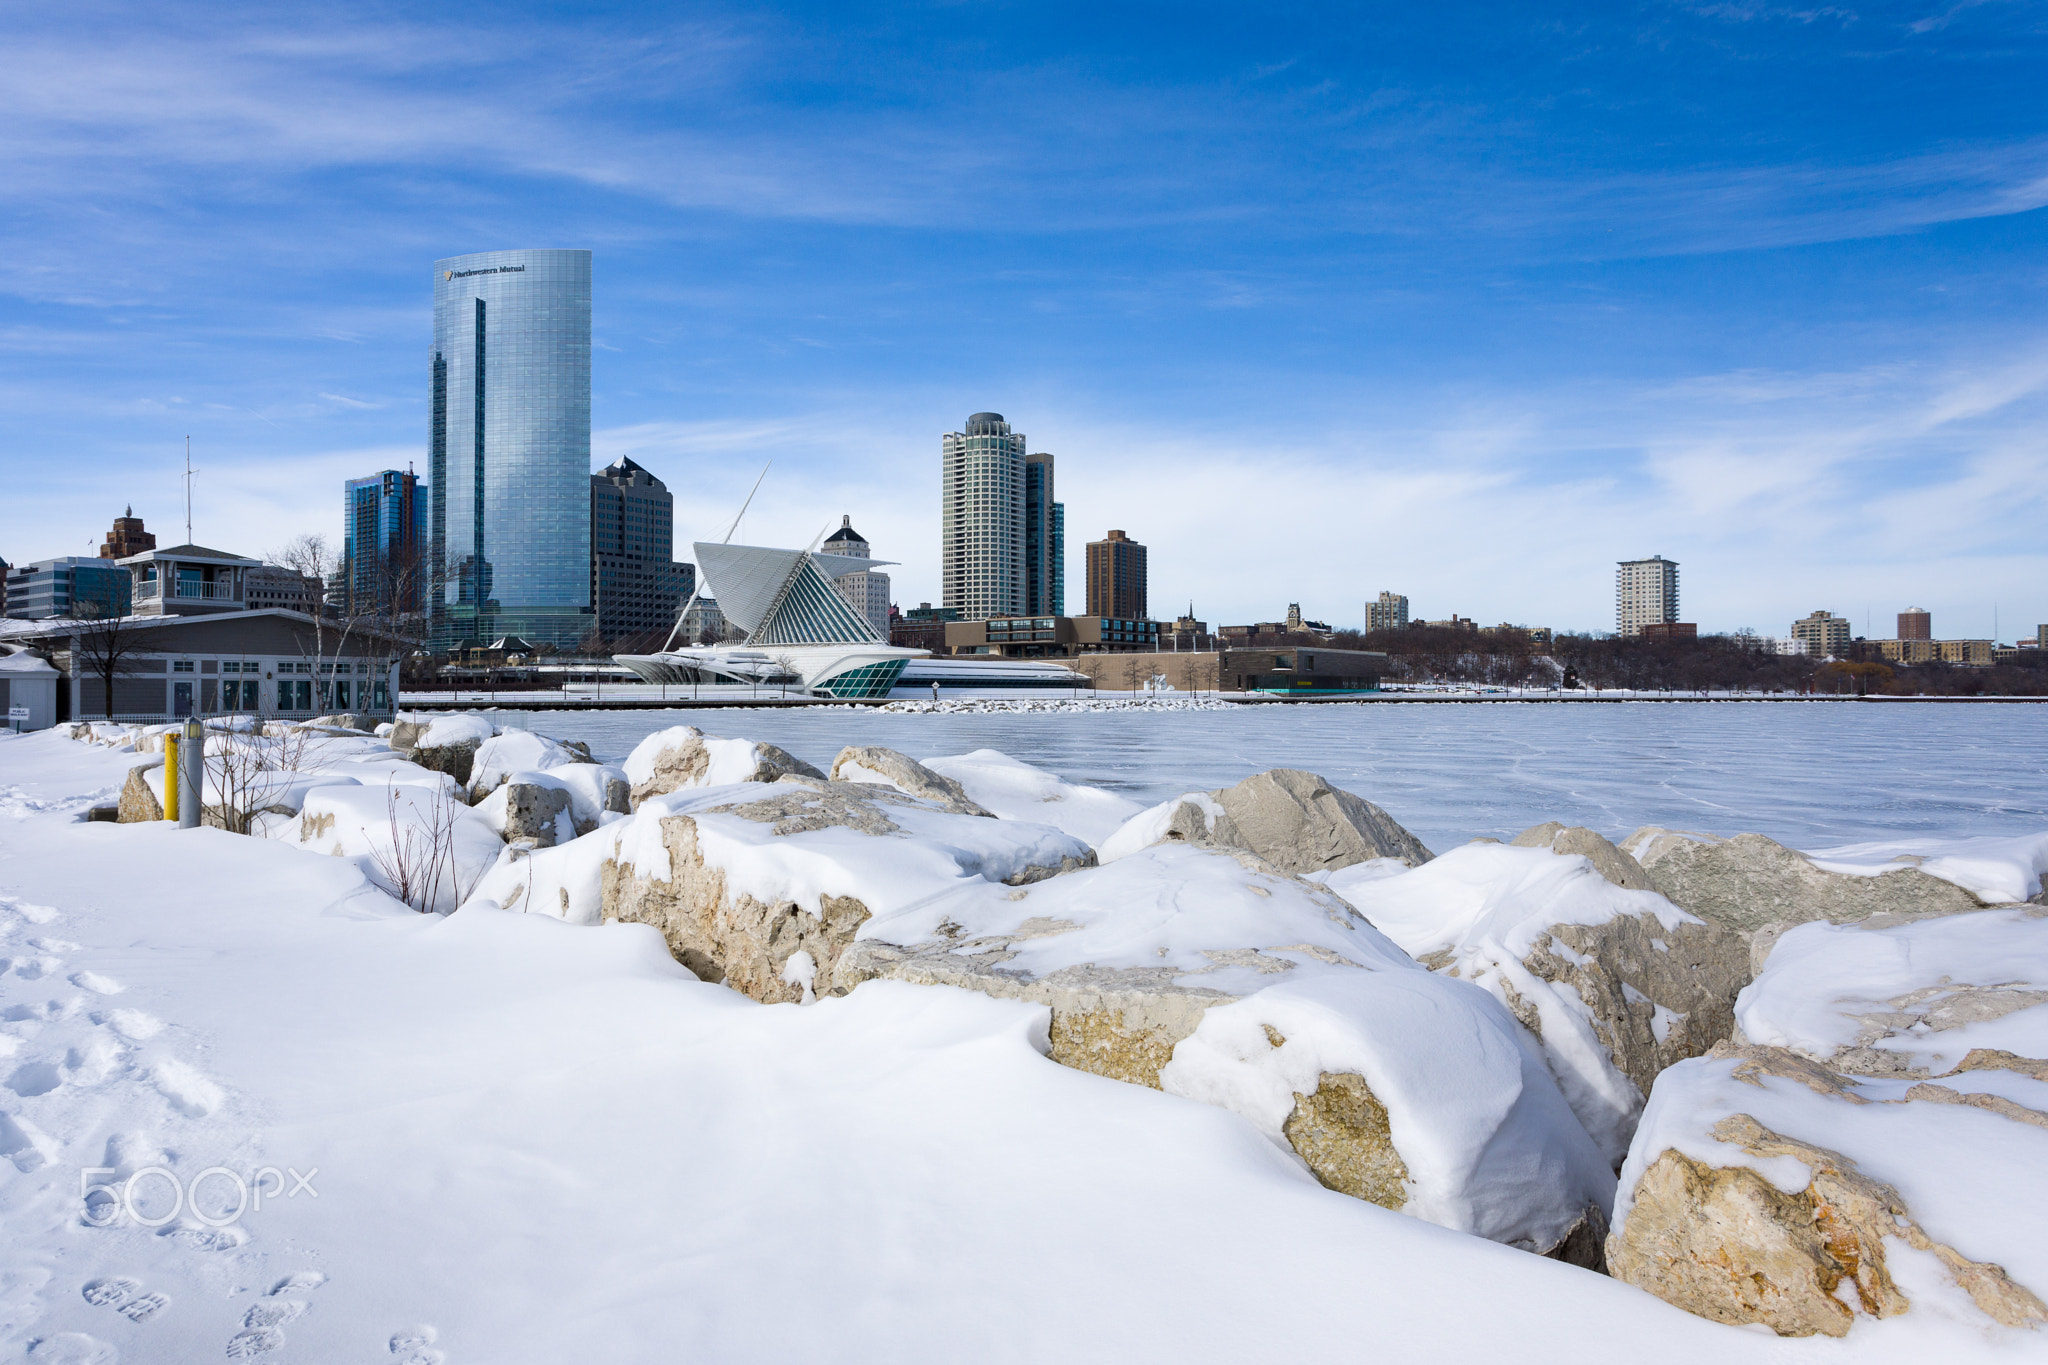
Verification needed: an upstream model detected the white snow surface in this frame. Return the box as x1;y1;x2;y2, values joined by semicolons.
2;726;2039;1361
918;748;1145;846
1616;1051;2048;1335
417;713;497;749
1800;832;2048;905
1735;909;2048;1072
1097;790;1228;862
621;725;784;790
1325;842;1701;1163
467;731;591;795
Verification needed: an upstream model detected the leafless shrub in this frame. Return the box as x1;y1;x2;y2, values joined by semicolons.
368;782;483;914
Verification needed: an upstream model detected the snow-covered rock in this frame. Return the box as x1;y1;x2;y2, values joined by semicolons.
293;782;507;912
468;730;596;798
1734;907;2048;1079
601;779;1094;1001
1102;769;1433;873
1608;1042;2048;1338
838;842;1614;1261
471;780;578;849
1512;823;1657;891
917;749;1142;845
1326;842;1749;1165
830;745;993;817
623;725;823;805
1627;828;1986;941
388;713;500;787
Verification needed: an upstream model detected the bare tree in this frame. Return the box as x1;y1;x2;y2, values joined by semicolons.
271;534;384;717
69;578;149;720
202;721;332;833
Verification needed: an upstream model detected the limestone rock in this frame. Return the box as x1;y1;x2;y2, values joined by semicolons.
116;762;164;823
1511;823;1655;891
602;781;1093;1004
1609;1045;2048;1336
624;725;824;806
501;783;575;849
306;713;376;732
1105;768;1432;873
837;843;1614;1263
1628;829;1984;936
468;731;599;800
829;745;994;817
1328;840;1750;1165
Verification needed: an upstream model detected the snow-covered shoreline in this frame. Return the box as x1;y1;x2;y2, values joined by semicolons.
3;717;2045;1362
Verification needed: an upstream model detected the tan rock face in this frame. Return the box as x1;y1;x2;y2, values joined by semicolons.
1283;1071;1410;1209
829;745;993;817
1511;823;1655;892
1609;1044;2048;1336
502;783;573;849
1631;830;1983;936
628;730;823;807
1140;769;1434;873
603;783;1089;1005
116;763;164;823
1610;1112;2046;1336
1519;913;1750;1104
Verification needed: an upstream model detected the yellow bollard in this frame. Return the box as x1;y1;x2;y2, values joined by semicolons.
164;734;180;823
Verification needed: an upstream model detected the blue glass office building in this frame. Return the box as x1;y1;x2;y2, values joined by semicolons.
429;248;593;649
344;470;427;617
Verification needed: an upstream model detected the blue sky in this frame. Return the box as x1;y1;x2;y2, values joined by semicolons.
2;0;2045;636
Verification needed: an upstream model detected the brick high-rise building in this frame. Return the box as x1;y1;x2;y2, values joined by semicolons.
1898;607;1931;640
1366;591;1409;633
98;508;156;561
1085;529;1148;620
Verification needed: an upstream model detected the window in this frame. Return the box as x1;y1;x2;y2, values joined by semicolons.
172;660;195;673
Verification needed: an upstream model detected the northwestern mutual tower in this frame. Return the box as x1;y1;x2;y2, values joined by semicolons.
429;248;593;649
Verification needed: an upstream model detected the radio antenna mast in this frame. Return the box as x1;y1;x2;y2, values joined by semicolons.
182;436;199;544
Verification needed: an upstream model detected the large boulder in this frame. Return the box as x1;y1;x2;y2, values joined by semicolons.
389;714;498;789
915;749;1144;845
837;842;1615;1264
622;726;823;806
1511;823;1656;892
1327;840;1750;1165
1608;1042;2048;1337
600;780;1093;1001
468;730;598;800
116;760;165;823
1102;769;1433;873
829;745;993;817
1627;828;1985;942
1734;906;2048;1079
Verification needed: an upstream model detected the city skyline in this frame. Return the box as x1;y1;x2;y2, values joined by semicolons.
1;3;2044;637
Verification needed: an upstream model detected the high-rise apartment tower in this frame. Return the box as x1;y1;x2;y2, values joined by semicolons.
1086;529;1148;620
1898;607;1932;640
1366;591;1409;633
941;412;1028;621
1024;452;1064;617
429;248;593;649
345;470;427;620
1791;610;1852;658
590;457;692;646
1615;555;1680;637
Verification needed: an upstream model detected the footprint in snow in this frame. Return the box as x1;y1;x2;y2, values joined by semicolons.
81;1276;171;1322
224;1326;283;1357
242;1299;305;1328
3;898;60;925
96;1009;164;1041
70;971;125;995
25;1333;116;1364
149;1057;225;1117
391;1324;445;1364
14;956;62;981
8;1060;64;1097
269;1271;326;1295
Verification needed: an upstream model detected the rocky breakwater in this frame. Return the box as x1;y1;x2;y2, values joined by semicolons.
1326;826;1751;1167
1606;905;2048;1336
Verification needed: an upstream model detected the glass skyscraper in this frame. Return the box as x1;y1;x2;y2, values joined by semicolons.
429;248;592;649
344;469;427;619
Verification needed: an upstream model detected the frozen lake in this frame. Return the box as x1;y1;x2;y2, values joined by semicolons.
490;702;2048;852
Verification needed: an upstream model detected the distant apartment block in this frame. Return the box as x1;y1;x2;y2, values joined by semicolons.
1640;622;1698;641
824;516;891;639
1366;591;1409;633
1615;555;1680;636
1898;607;1931;641
1086;530;1148;620
1790;610;1851;658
